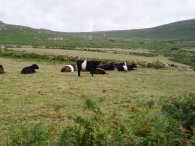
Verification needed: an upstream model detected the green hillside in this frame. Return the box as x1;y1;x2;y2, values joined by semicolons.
0;19;195;47
98;19;195;40
0;19;195;67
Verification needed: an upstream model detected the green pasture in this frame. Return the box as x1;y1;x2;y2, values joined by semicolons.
0;57;195;145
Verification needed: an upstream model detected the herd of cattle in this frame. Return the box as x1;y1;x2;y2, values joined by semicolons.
0;59;137;76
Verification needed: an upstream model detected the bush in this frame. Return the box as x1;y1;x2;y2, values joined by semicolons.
124;108;185;145
8;122;58;146
58;97;125;146
161;94;195;137
147;60;165;69
58;96;186;146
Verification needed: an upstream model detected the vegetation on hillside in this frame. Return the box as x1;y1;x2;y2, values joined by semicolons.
1;19;195;46
1;19;195;67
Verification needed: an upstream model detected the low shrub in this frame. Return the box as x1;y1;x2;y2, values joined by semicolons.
147;60;165;69
58;97;125;146
161;94;195;137
8;122;58;146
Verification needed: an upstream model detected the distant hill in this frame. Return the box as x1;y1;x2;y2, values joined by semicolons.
98;19;195;41
0;19;195;47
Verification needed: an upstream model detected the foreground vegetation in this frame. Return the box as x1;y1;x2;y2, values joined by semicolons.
7;95;195;146
0;57;195;145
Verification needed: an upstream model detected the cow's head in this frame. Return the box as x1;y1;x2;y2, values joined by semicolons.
32;64;39;69
131;63;137;68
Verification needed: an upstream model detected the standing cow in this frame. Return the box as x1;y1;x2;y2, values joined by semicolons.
21;64;39;74
0;64;5;74
76;59;100;76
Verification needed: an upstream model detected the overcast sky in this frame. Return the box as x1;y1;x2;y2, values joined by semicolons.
0;0;195;32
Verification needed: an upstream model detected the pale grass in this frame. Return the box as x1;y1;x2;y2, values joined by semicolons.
84;48;152;53
183;48;195;51
0;57;195;144
8;48;187;66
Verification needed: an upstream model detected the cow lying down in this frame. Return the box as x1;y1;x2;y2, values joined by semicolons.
98;62;115;70
115;62;137;71
61;64;76;72
21;64;39;74
91;68;107;74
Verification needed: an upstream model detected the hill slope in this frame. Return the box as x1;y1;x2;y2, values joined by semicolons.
0;19;195;47
98;19;195;40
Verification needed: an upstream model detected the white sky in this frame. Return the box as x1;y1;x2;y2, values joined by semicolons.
0;0;195;32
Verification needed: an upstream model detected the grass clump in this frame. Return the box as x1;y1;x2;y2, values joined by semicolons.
8;122;59;146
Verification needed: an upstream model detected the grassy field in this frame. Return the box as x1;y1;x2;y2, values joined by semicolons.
8;48;189;66
0;57;195;145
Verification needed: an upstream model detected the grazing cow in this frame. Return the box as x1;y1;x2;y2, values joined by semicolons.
21;64;39;74
61;64;76;72
98;62;115;70
91;68;107;74
76;59;100;76
127;63;137;71
115;62;128;71
0;64;5;74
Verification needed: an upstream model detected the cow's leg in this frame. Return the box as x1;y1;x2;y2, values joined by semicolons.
90;71;94;77
78;69;81;77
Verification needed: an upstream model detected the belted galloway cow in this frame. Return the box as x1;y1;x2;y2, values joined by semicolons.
76;59;100;76
61;64;76;72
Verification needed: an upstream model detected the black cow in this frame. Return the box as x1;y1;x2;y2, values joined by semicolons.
61;64;76;72
98;62;115;70
21;64;39;74
0;64;5;74
91;68;107;74
76;59;100;76
115;62;128;71
127;63;137;71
